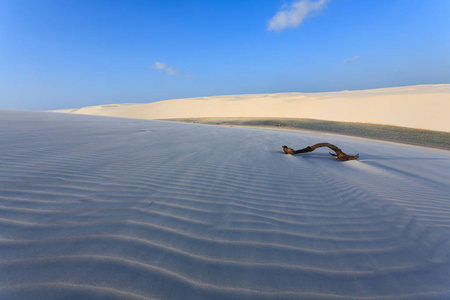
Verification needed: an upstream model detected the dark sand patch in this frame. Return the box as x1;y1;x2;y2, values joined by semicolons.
161;118;450;150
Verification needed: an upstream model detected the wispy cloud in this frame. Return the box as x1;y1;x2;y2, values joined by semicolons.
152;61;195;78
268;0;330;32
343;55;360;64
152;61;178;76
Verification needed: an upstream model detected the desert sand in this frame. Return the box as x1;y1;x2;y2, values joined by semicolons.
53;84;450;132
1;109;449;299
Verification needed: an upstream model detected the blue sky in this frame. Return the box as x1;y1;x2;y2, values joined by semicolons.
1;0;449;110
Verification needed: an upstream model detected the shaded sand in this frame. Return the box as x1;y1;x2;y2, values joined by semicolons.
164;118;450;150
52;84;450;132
1;110;450;299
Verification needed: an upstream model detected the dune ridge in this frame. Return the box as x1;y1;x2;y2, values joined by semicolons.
1;110;450;299
53;84;450;132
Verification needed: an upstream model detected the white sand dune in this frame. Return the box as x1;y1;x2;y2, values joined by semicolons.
53;84;450;132
56;103;140;115
1;110;450;299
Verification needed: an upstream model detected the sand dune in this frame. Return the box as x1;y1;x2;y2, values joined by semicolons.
1;110;449;299
53;84;450;132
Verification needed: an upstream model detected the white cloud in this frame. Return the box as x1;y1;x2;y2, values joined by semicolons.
152;61;178;76
152;61;195;78
343;55;360;64
268;0;330;32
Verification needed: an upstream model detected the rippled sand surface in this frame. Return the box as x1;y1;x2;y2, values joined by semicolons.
1;110;450;299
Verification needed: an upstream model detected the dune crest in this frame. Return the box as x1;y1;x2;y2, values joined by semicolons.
52;84;450;132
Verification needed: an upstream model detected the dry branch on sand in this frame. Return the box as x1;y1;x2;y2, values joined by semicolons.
282;143;359;161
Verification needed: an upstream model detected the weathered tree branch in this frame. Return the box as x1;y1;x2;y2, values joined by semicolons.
282;143;359;161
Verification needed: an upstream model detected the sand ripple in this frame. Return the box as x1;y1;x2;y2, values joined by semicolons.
1;110;450;299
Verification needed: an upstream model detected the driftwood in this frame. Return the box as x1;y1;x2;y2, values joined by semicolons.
282;143;359;161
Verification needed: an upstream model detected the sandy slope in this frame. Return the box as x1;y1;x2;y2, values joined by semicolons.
53;84;450;132
1;110;450;299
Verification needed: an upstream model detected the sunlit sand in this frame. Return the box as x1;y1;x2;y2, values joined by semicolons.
54;84;450;132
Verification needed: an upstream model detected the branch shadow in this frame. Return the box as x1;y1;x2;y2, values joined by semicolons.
277;152;449;162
